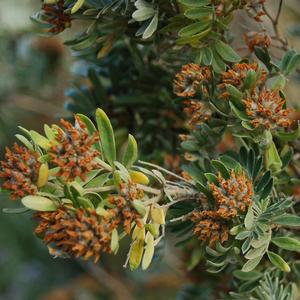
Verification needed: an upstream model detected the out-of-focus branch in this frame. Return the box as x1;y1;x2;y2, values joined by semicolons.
78;260;136;300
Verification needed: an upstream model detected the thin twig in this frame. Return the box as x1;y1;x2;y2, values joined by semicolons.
138;160;193;184
78;260;136;300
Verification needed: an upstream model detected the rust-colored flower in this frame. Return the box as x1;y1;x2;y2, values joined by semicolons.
244;31;271;52
35;207;118;263
42;0;72;34
174;64;211;98
49;116;100;181
109;181;144;234
184;100;212;129
243;90;292;129
219;63;267;98
209;170;253;219
191;170;253;246
0;144;41;199
191;211;229;247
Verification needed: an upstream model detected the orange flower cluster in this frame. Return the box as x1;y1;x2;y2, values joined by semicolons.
243;90;292;129
209;170;253;218
219;63;267;98
108;181;145;234
35;207;118;263
0;144;41;199
174;64;211;98
183;100;212;129
244;31;271;52
191;209;230;247
191;170;253;246
49;117;100;181
42;0;71;34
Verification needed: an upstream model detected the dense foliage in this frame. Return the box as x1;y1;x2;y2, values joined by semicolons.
1;0;300;298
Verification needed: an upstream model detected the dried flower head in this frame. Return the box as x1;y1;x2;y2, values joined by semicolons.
0;144;41;199
191;171;253;246
42;0;72;34
243;90;292;129
109;181;144;234
184;100;212;129
49;117;100;181
35;207;117;263
174;64;211;98
220;62;267;93
191;211;229;247
209;170;253;219
244;31;271;52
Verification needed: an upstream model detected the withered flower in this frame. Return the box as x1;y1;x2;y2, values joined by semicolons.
49;116;100;181
244;31;271;52
219;63;267;97
243;90;292;129
184;100;212;129
191;212;229;247
109;181;144;234
191;171;253;246
35;207;118;263
42;0;72;34
174;64;211;98
0;144;41;199
209;170;253;219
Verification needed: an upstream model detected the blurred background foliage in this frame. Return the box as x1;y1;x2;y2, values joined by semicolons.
0;0;300;299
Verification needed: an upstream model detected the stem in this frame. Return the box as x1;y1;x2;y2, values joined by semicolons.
138;160;193;184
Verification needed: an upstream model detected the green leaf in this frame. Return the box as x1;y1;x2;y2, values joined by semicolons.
30;130;51;150
272;237;300;251
184;7;213;20
204;173;218;184
214;40;241;62
178;0;209;6
267;251;290;272
71;0;85;14
241;256;263;272
22;195;57;211
178;21;210;37
15;134;34;151
202;47;213;65
273;214;300;227
142;234;155;270
243;69;257;90
110;229;119;254
2;207;29;214
245;206;254;230
143;11;159;39
129;240;144;270
233;270;262;281
122;134;138;168
132;7;155;21
276;126;300;142
95;109;116;167
211;160;230;179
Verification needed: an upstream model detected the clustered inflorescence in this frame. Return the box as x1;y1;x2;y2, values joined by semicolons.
174;61;292;131
191;170;253;246
0;144;41;199
49;117;100;181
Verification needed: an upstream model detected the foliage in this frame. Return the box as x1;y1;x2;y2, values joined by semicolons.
2;0;300;299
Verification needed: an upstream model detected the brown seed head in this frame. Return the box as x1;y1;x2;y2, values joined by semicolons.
35;207;117;263
0;144;41;199
243;90;292;129
49;116;100;181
